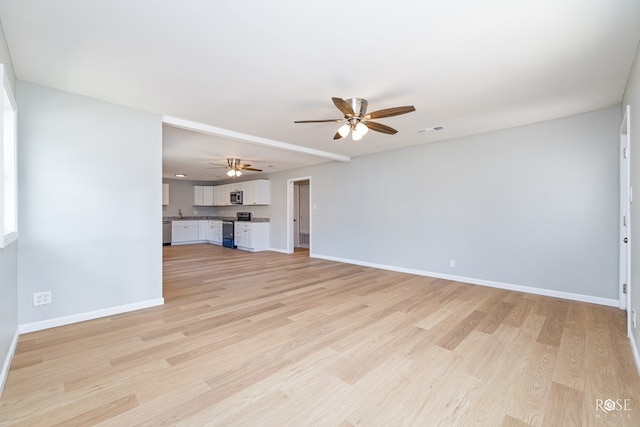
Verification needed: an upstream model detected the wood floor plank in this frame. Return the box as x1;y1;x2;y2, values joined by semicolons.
0;244;639;426
436;310;487;350
541;382;583;427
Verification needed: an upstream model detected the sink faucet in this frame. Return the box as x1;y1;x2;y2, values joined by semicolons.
178;209;183;219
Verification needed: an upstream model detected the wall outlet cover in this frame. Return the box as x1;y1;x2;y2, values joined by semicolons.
33;291;52;306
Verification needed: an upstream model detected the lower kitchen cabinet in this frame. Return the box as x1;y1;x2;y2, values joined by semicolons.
168;219;268;251
171;220;199;244
207;220;223;245
234;222;269;252
198;220;208;241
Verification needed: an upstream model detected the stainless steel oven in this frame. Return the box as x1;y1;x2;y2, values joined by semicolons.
222;221;235;248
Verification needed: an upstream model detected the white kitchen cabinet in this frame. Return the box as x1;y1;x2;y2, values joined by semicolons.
171;220;199;244
234;222;248;248
227;182;244;193
193;185;214;206
203;186;214;206
234;222;269;252
242;179;270;205
213;184;229;206
198;220;208;241
193;186;203;206
208;220;222;245
162;183;170;206
213;180;270;206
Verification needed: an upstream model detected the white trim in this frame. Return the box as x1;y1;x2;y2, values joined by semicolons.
631;331;640;376
18;298;164;334
0;64;18;248
162;116;350;162
312;253;619;307
2;230;16;247
268;247;289;254
0;328;19;398
287;176;313;254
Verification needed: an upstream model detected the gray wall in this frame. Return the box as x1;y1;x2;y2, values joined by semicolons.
266;106;620;301
162;178;216;217
0;20;17;394
622;40;640;363
17;82;163;325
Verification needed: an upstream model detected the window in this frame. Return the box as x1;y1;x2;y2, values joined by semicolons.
0;64;17;247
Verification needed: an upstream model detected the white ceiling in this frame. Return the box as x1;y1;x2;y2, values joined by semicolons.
1;0;639;181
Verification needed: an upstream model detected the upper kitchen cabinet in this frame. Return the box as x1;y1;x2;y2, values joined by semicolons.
212;180;270;206
242;179;270;205
213;184;229;206
162;183;170;205
193;185;214;206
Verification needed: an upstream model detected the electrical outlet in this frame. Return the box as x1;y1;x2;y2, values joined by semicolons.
449;260;456;268
33;291;52;306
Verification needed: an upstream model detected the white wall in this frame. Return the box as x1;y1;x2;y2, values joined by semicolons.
266;107;620;303
622;40;640;369
17;82;163;328
0;19;18;396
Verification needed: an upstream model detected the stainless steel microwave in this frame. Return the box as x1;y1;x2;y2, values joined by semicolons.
230;191;243;204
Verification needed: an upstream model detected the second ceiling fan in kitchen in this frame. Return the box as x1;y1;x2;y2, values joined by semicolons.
294;97;415;141
209;158;262;178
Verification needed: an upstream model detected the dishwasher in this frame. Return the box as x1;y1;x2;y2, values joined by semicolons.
163;220;171;245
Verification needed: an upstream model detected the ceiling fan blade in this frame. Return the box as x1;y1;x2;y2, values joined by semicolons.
365;121;398;135
241;167;262;172
332;97;355;117
294;119;344;123
333;131;343;140
364;106;415;120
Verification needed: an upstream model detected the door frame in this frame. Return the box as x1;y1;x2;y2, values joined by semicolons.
287;176;312;254
620;105;631;336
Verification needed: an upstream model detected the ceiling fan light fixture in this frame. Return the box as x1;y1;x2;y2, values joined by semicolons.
337;123;351;137
354;122;368;136
295;97;415;141
227;169;235;177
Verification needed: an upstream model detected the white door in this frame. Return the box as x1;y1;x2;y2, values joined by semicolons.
620;105;632;336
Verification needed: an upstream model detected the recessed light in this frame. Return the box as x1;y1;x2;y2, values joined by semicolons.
418;126;446;133
174;173;187;177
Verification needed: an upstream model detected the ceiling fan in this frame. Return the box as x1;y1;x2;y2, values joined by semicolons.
209;158;262;178
294;97;416;141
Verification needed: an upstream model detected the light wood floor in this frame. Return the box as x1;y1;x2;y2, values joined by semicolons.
1;244;640;426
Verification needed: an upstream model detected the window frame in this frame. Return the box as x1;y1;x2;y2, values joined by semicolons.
0;63;17;247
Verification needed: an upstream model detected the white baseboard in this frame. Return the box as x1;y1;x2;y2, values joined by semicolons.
0;328;19;398
18;298;164;334
311;254;619;307
630;332;640;376
268;247;290;254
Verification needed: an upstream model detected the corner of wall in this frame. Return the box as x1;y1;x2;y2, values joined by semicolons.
0;328;19;398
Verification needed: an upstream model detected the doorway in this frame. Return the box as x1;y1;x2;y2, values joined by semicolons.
287;177;312;254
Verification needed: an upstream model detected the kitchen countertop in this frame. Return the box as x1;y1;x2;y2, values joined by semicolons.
163;216;269;223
